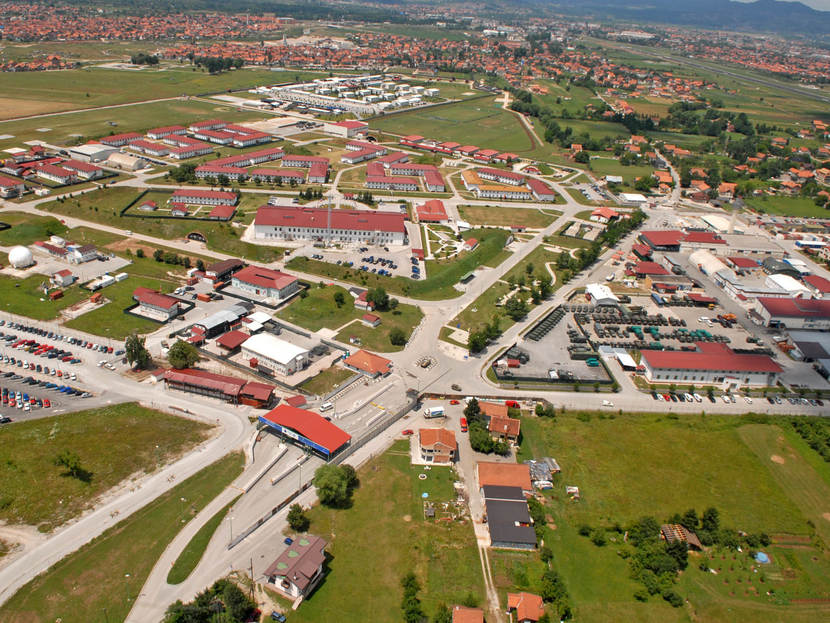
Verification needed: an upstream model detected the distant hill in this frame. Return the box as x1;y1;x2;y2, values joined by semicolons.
537;0;830;36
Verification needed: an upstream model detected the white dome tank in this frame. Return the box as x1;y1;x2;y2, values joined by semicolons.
8;246;34;268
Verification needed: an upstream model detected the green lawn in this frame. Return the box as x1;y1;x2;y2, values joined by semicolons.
0;274;90;321
0;403;210;532
370;97;538;154
449;281;515;334
298;366;354;397
167;496;238;585
287;228;510;300
502;245;561;285
746;195;830;219
0;451;243;623
290;440;484;622
0;211;68;246
588;157;653;184
64;273;177;339
516;412;830;622
40;186;284;263
457;205;561;228
275;284;423;352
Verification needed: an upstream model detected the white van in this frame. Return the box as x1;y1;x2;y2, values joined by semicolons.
319;402;334;412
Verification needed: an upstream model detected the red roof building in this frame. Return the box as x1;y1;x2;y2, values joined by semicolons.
216;329;250;351
507;592;546;623
641;342;782;386
343;349;392;377
416;199;449;223
259;404;351;458
254;205;407;246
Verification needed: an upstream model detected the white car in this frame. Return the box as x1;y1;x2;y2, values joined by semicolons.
692;393;703;403
744;396;753;404
683;393;694;402
721;395;731;404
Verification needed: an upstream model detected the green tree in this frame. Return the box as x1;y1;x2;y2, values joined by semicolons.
701;507;720;533
135;248;145;259
333;291;346;307
433;603;452;623
505;297;530;321
125;334;151;369
153;248;164;262
313;464;352;508
53;449;91;482
389;328;407;346
287;503;310;532
468;331;488;353
366;287;390;311
167;340;200;370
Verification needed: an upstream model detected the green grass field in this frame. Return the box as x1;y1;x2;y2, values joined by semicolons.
167;496;238;585
298;366;354;397
0;66;284;120
589;157;654;184
0;403;210;532
371;98;538;153
0;451;243;623
746;195;830;219
457;205;561;228
39;186;283;262
517;412;830;622
448;280;515;334
275;284;423;352
0;211;68;246
287;228;509;300
290;440;484;622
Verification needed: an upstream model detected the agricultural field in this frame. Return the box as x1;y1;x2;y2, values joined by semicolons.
290;440;484;623
0;403;211;532
516;412;830;622
371;97;540;154
457;205;561;229
0;451;243;623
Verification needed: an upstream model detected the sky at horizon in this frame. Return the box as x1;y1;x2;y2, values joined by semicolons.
734;0;830;10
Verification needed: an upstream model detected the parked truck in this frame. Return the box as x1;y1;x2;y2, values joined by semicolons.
424;406;445;418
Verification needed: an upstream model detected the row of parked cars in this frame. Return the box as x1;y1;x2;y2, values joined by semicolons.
1;386;52;411
651;390;823;407
2;371;90;398
1;358;76;380
0;319;122;356
2;338;81;364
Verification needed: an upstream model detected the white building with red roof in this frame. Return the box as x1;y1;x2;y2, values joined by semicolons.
254;205;407;246
755;297;830;330
60;160;104;180
416;199;449;223
640;342;782;386
132;287;180;321
169;189;237;206
0;174;25;198
231;265;299;301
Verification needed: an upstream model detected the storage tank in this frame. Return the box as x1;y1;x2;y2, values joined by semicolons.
8;246;34;268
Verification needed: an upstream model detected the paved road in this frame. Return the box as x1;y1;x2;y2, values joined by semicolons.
0;312;254;609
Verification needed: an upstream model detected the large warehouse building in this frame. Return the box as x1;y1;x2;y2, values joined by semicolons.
231;265;300;302
253;205;407;246
640;342;782;386
259;404;352;460
241;332;309;376
754;297;830;330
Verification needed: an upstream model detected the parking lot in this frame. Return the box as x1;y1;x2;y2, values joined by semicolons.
0;366;101;424
292;243;423;280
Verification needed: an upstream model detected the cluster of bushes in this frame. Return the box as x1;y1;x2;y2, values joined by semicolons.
164;578;255;623
312;463;358;508
130;53;159;65
193;56;244;74
464;398;511;455
580;507;770;607
790;417;830;463
467;315;503;354
298;187;325;201
355;191;376;206
151;248;192;268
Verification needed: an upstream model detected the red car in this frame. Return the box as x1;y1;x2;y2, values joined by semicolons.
460;417;468;433
43;399;51;408
449;399;460;405
401;429;414;436
505;400;520;408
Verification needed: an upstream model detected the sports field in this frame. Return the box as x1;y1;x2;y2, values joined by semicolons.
457;205;561;228
371;98;539;153
517;412;830;622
